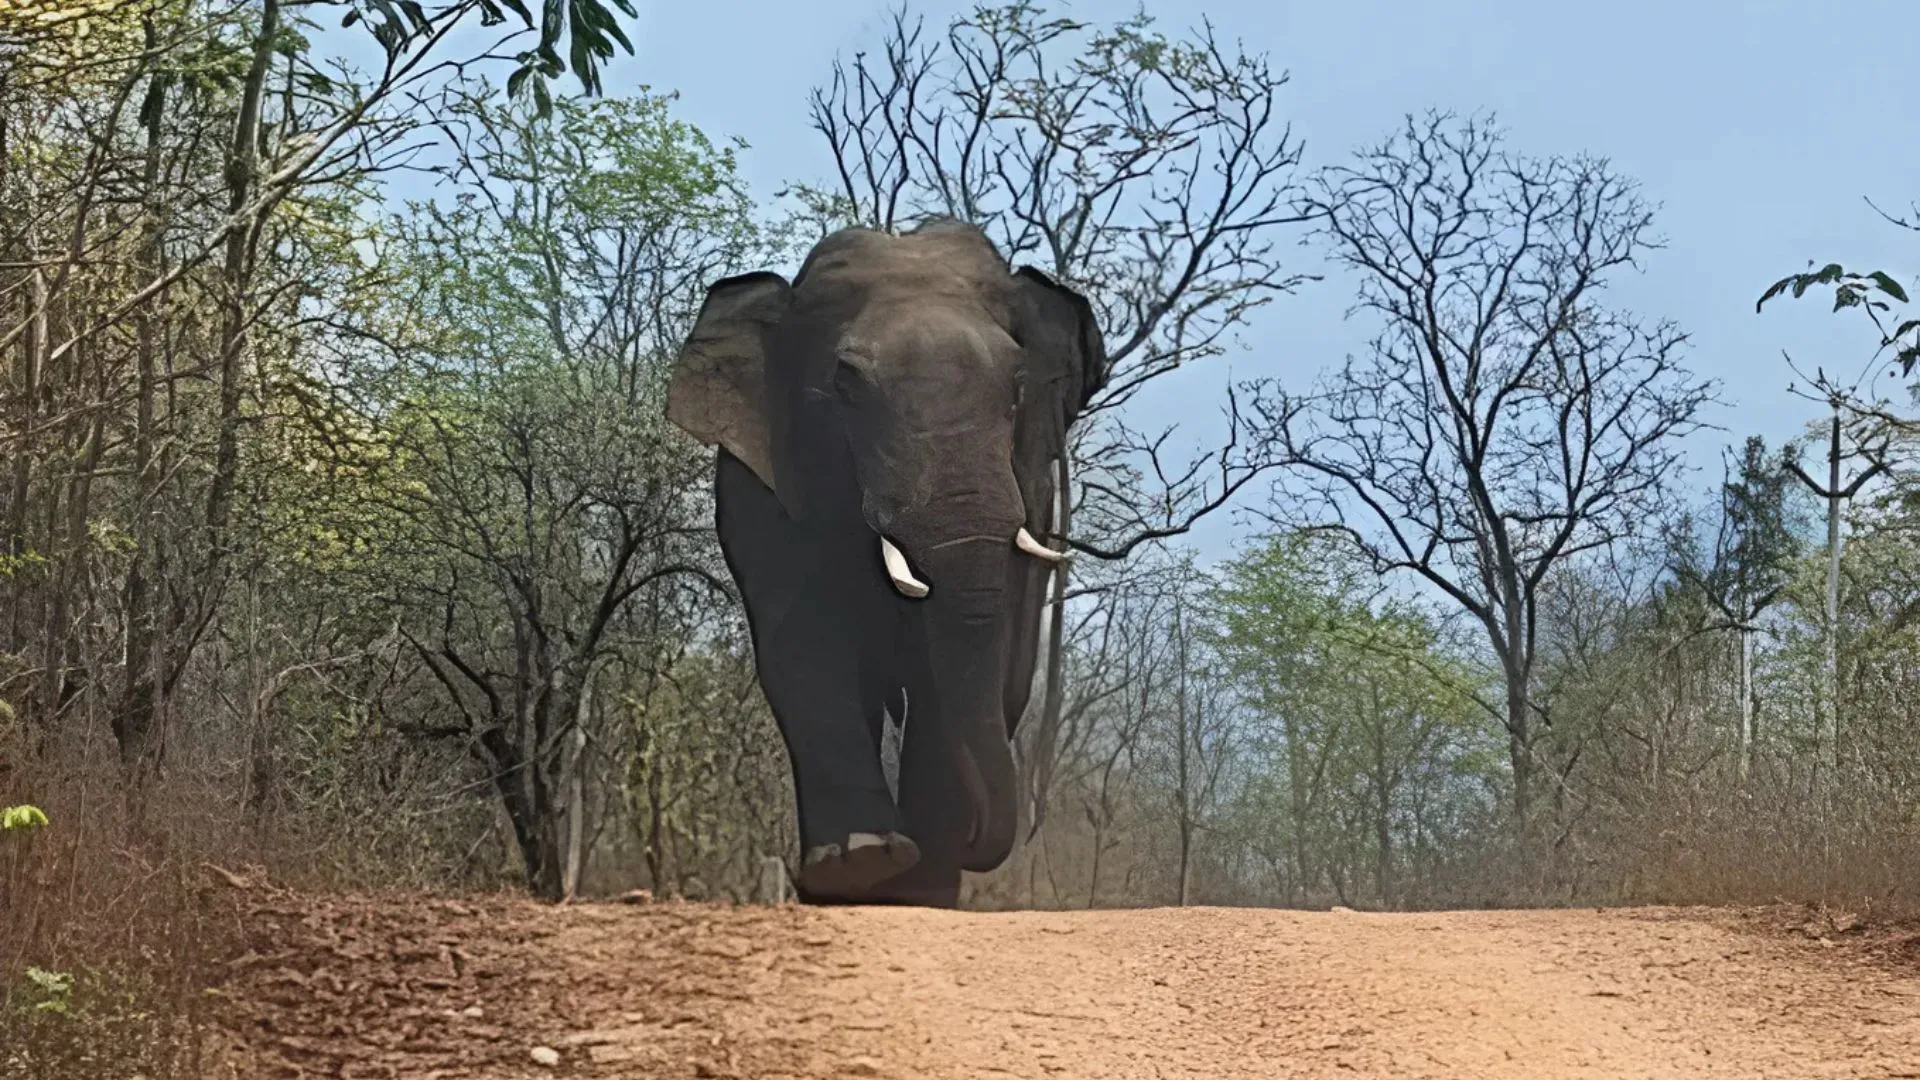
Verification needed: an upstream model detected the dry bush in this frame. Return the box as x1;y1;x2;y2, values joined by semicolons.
242;712;518;895
1568;761;1920;920
0;757;250;1079
1528;600;1920;919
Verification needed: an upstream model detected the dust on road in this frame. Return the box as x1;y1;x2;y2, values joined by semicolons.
218;892;1920;1079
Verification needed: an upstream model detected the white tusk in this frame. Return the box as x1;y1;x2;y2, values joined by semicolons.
880;537;930;598
1015;527;1068;563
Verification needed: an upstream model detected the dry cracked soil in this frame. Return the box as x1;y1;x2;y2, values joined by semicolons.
210;889;1920;1079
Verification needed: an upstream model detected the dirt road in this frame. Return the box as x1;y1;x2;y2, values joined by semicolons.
219;893;1920;1079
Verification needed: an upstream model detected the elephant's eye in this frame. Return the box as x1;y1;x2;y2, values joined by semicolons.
832;358;870;403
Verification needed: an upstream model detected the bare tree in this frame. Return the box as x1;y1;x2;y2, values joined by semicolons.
1074;583;1167;908
1256;112;1715;829
1013;550;1162;842
1163;597;1238;905
802;5;1309;424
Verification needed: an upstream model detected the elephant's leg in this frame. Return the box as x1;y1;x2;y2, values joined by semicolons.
751;618;920;899
714;452;919;899
866;711;965;908
860;671;965;908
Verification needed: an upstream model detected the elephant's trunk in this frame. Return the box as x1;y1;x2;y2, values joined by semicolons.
915;541;1021;873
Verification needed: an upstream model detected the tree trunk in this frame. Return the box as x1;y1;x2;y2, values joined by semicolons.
1285;708;1309;903
1372;689;1392;910
1506;674;1532;830
203;0;279;556
1175;610;1192;907
561;664;597;901
114;55;168;761
479;722;563;900
8;265;46;655
645;746;666;891
49;382;106;719
1086;816;1104;909
1822;408;1842;772
1737;619;1754;780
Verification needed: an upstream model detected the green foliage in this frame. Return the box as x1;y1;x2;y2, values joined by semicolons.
0;551;49;580
1201;532;1503;904
1758;262;1908;311
2;806;49;831
338;0;640;114
21;968;73;1014
618;649;791;894
1759;261;1920;374
1665;436;1805;622
5;956;192;1075
278;84;776;896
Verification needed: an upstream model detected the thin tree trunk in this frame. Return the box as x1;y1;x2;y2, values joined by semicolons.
1822;407;1841;772
1086;818;1104;909
1506;672;1532;831
1737;619;1754;780
1285;704;1309;904
645;747;666;891
116;42;166;762
50;378;106;718
562;664;597;901
8;266;46;655
199;0;279;602
1175;608;1192;907
1372;688;1392;910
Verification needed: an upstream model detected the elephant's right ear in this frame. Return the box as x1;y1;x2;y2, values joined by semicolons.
666;271;793;493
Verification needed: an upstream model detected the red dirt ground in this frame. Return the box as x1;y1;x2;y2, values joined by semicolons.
209;890;1920;1079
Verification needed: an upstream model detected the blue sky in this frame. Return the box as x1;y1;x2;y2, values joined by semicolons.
361;0;1920;559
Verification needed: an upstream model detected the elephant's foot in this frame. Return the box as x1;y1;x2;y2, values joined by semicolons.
797;831;920;900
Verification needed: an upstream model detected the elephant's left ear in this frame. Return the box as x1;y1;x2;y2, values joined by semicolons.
1012;266;1109;418
666;271;793;491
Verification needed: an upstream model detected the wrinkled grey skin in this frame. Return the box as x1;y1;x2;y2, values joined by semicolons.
666;220;1106;906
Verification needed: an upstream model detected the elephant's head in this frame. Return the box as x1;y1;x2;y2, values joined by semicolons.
666;219;1106;870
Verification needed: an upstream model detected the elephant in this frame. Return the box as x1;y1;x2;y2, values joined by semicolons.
664;219;1107;907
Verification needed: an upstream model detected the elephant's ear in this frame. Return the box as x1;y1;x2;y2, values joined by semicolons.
1002;268;1106;744
1012;266;1109;424
666;271;793;493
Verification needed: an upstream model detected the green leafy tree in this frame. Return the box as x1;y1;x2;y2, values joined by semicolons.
1664;437;1805;774
315;88;767;897
1206;532;1497;908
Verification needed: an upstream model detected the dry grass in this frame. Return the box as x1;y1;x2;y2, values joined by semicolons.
1;762;250;1079
1575;766;1920;925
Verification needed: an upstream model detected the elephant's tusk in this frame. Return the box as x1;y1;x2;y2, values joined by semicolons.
1014;527;1068;563
880;537;931;598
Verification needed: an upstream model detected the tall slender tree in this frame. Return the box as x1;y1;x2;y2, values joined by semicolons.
1256;112;1715;829
1667;437;1803;776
